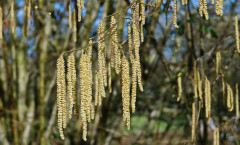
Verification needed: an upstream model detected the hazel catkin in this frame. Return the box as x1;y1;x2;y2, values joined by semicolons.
122;56;131;130
56;56;66;140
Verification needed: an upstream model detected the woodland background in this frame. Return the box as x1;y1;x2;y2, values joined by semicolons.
0;0;240;145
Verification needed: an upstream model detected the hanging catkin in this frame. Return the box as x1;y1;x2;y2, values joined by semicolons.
198;0;203;17
235;16;240;53
204;76;211;119
132;6;143;92
0;6;2;39
10;0;16;34
236;83;239;117
80;53;93;141
203;0;209;20
194;62;198;99
173;0;179;28
56;56;66;140
131;59;137;113
216;51;221;75
98;20;106;98
128;23;134;63
108;62;112;93
69;5;72;29
122;56;131;130
211;0;214;4
181;0;185;5
77;0;82;22
67;54;76;119
177;72;182;102
73;10;77;42
215;0;223;16
140;0;145;42
197;71;203;108
110;16;121;74
214;128;219;145
191;102;196;142
227;83;234;112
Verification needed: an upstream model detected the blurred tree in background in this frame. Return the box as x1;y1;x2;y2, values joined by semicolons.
0;0;239;145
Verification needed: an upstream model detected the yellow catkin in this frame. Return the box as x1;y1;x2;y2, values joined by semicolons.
69;5;72;29
67;54;76;119
194;62;198;99
80;53;93;141
10;1;16;34
185;0;188;5
216;51;221;75
226;83;234;112
156;0;161;8
81;0;85;10
132;7;143;92
73;10;77;42
131;59;137;113
108;62;112;93
197;72;203;108
203;0;209;20
211;0;214;4
236;83;239;117
56;56;66;140
98;20;106;98
122;56;131;130
215;0;223;16
173;0;179;28
198;0;203;17
110;16;121;74
181;0;185;5
77;0;82;22
177;72;182;102
91;103;95;120
222;76;225;104
95;72;100;106
235;16;240;53
28;0;31;21
191;102;196;142
214;128;219;145
204;76;211;119
140;0;145;42
128;23;134;63
0;6;2;39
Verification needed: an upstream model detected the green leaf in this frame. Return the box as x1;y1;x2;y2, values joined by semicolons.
210;29;218;39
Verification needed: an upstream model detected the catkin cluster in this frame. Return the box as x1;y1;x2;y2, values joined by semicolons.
204;76;211;119
110;16;121;74
203;0;209;20
0;6;2;39
226;83;234;112
235;16;240;53
80;53;94;141
213;128;220;145
56;56;67;140
122;56;131;130
215;0;223;16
